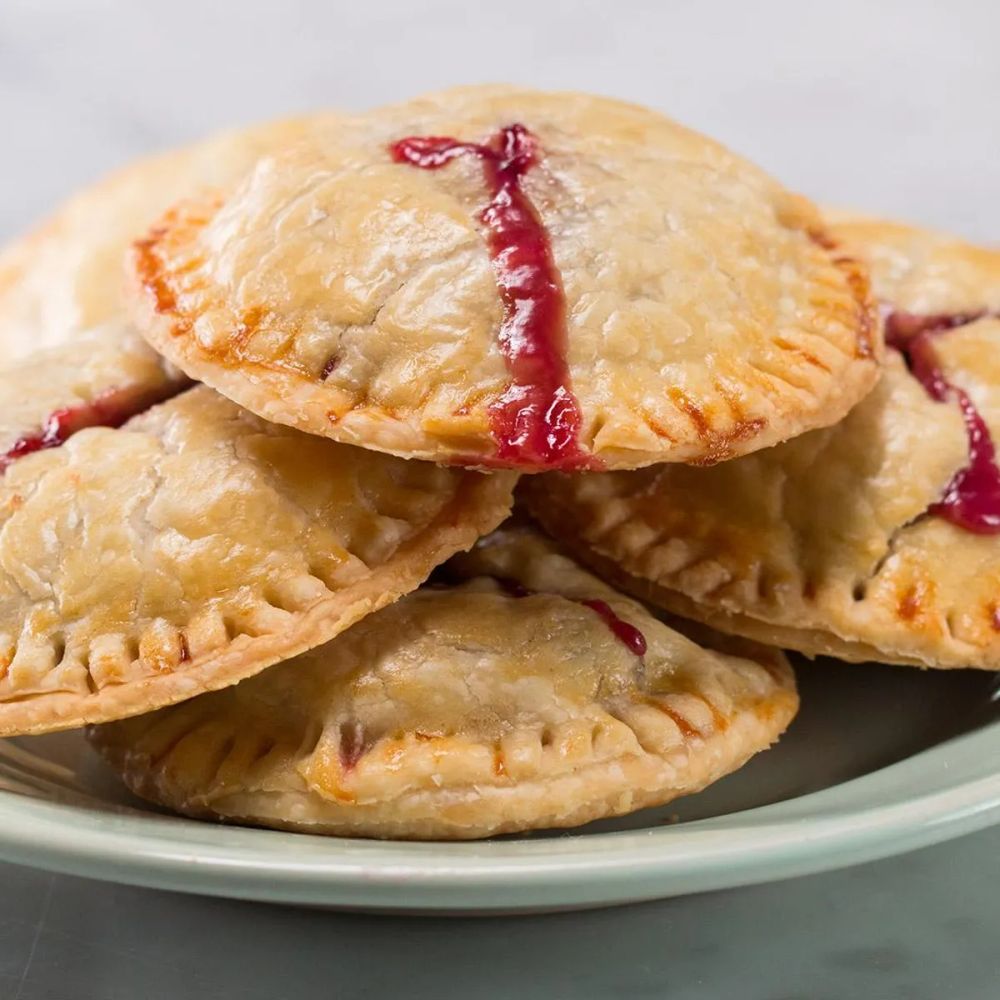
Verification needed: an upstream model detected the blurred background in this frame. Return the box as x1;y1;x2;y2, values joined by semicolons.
2;0;998;243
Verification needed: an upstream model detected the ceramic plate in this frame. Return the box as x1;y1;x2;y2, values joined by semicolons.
0;657;996;912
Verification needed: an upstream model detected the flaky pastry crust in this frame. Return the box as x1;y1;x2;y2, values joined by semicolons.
524;218;1000;669
89;530;796;840
129;85;879;471
0;117;336;363
0;387;515;735
0;117;342;449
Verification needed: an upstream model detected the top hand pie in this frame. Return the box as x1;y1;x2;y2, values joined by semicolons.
525;217;1000;669
128;85;879;471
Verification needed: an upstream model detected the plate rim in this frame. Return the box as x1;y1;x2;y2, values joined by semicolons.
0;721;996;910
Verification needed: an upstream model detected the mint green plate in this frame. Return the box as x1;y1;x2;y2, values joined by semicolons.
0;658;996;912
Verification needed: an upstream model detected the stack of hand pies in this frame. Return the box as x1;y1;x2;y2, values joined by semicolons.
0;85;992;840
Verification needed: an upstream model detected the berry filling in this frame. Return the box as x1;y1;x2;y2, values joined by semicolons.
886;311;1000;534
0;381;188;474
389;125;590;469
493;576;647;656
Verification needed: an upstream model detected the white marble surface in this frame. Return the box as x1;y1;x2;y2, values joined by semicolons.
0;1;998;997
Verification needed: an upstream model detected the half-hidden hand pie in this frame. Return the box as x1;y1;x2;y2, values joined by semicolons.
129;85;880;472
0;379;514;736
524;217;1000;669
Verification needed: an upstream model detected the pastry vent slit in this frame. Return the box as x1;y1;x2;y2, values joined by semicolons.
854;512;925;603
0;380;192;478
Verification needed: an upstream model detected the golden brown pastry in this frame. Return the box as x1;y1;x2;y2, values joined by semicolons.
0;117;340;449
0;114;516;737
0;331;181;469
0;116;334;361
88;530;797;840
524;217;1000;669
129;85;879;472
0;386;515;735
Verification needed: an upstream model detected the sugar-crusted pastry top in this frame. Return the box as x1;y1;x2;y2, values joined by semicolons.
0;385;515;735
89;530;797;840
129;85;879;472
524;218;1000;669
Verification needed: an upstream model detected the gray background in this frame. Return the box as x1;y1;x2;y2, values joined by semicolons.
4;0;1000;242
1;1;999;997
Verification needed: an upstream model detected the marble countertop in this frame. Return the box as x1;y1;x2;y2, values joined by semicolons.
0;1;997;996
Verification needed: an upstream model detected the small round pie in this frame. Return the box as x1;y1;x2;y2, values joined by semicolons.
0;385;515;735
129;85;879;472
88;530;797;840
524;217;1000;669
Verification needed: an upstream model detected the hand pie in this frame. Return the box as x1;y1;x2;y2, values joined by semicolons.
524;218;1000;669
88;530;797;840
128;85;879;472
0;386;514;736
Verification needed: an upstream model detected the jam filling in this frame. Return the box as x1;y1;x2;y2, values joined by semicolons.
886;311;1000;534
493;576;647;656
390;125;589;469
577;598;648;657
0;382;187;474
338;719;369;772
